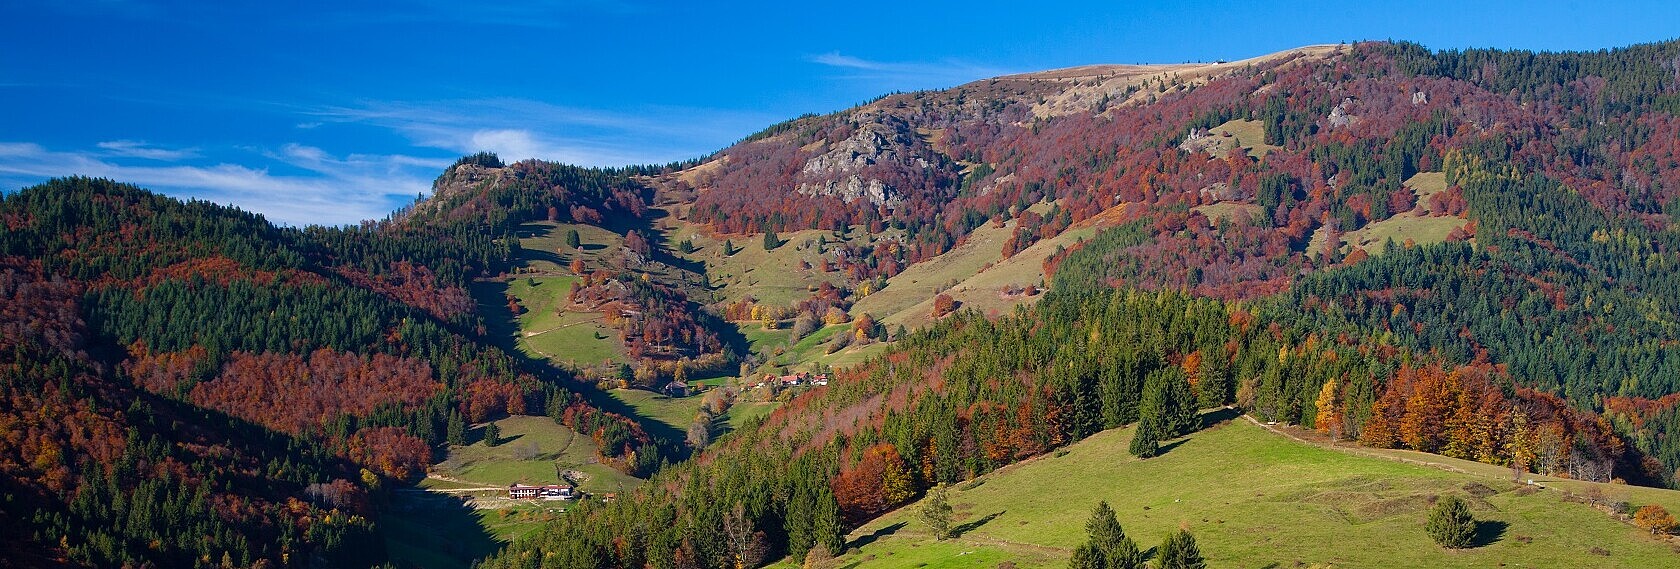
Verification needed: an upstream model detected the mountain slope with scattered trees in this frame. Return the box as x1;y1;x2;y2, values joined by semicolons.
9;36;1680;569
0;177;663;567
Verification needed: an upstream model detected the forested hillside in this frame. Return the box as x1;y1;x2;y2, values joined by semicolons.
474;39;1680;568
672;38;1680;476
0;177;663;567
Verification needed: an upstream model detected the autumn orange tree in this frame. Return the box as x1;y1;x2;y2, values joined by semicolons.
931;293;958;318
832;443;915;523
1633;504;1678;535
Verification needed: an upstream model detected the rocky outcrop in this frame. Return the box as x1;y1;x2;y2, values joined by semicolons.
794;115;933;207
1328;97;1359;128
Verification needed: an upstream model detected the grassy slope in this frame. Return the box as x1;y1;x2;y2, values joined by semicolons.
496;221;634;367
925;220;1102;321
514;221;625;273
504;275;623;366
610;388;706;433
1308;172;1467;257
439;415;641;494
872;203;1124;334
1200;119;1281;157
849;218;1015;328
1340;171;1463;252
854;201;1115;334
1191;202;1264;223
388;416;643;569
811;419;1680;569
662;215;866;307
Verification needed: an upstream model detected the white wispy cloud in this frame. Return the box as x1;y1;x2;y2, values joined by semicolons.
96;139;200;161
812;53;882;70
304;98;774;165
809;52;1016;88
0;142;440;227
0;97;773;227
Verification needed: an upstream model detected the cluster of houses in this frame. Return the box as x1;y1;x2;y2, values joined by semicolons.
507;483;576;501
753;371;830;389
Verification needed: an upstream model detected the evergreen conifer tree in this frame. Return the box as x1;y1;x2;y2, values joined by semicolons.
1131;386;1164;459
1068;544;1104;569
1071;502;1142;569
1156;528;1206;569
1426;495;1476;548
920;483;953;540
1162;369;1198;437
446;411;466;446
812;485;845;557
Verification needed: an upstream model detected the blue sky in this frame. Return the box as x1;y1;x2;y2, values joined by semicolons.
3;1;1677;226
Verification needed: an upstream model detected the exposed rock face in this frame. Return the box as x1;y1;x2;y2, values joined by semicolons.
800;175;894;206
795;116;927;207
1179;128;1218;154
1328;97;1360;128
801;122;929;174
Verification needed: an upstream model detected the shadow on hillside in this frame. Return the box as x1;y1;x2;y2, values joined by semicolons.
384;488;501;568
1154;439;1188;457
482;431;523;447
469;279;691;460
521;248;572;270
1198;407;1241;429
594;207;707;277
1471;520;1508;548
848;521;905;550
952;511;1005;538
515;222;555;240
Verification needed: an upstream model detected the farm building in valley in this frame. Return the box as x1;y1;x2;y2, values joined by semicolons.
508;483;576;500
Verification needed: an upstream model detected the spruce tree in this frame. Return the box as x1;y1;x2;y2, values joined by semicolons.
1086;502;1124;546
446;411;466;446
811;485;845;557
483;422;502;447
1072;502;1142;569
1068;544;1104;569
564;229;581;249
1195;352;1231;408
1130;397;1163;458
785;483;815;559
1162;369;1198;437
764;230;782;250
920;483;953;540
1156;528;1206;569
1426;495;1476;548
547;392;566;422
